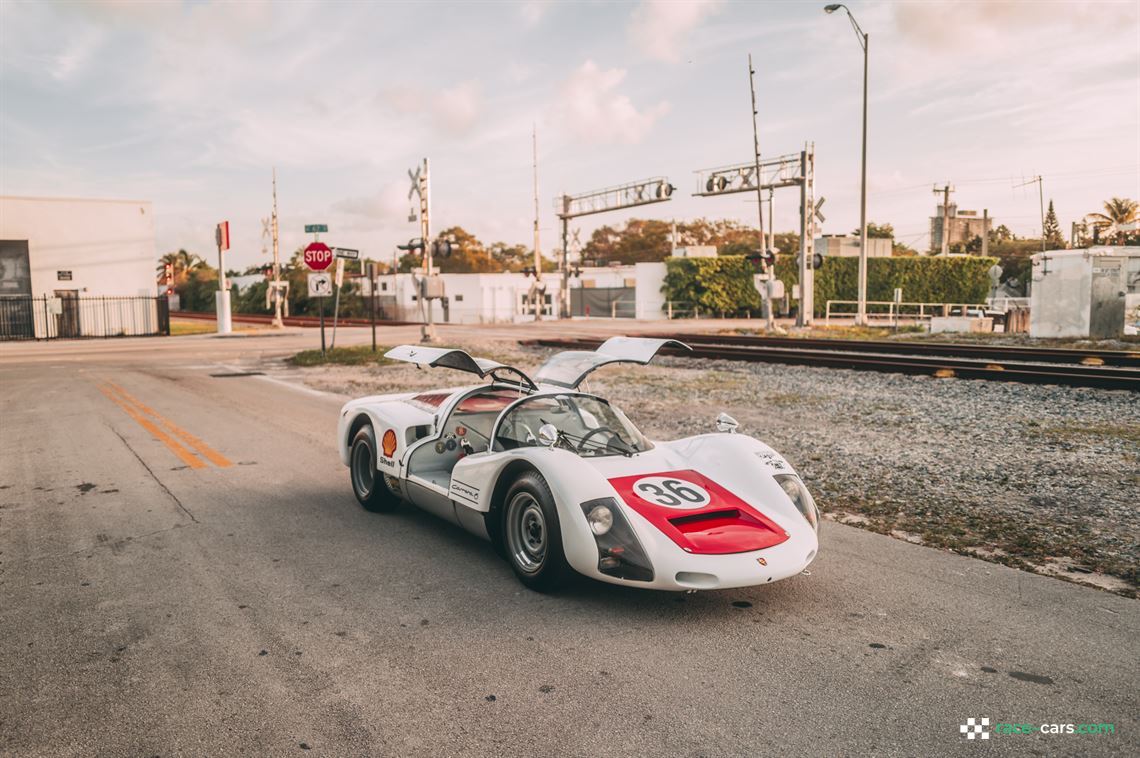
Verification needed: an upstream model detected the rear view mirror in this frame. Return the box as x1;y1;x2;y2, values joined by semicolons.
715;413;739;433
537;423;559;447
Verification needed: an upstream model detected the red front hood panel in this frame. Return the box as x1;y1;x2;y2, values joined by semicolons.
608;469;789;555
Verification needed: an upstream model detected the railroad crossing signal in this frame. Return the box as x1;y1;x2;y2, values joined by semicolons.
814;197;826;224
407;165;423;200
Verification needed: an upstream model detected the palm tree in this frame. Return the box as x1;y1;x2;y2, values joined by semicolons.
1086;197;1138;244
156;249;204;278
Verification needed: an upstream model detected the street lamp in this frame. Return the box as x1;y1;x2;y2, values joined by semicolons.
824;3;869;326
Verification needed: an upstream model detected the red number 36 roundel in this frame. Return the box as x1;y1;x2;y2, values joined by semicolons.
630;476;711;509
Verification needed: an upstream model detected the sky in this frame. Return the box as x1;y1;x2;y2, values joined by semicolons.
1;0;1138;270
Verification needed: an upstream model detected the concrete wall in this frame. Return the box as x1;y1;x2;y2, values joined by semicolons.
382;272;560;324
0;196;156;297
634;262;667;319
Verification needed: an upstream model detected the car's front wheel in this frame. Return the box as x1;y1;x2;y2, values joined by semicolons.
350;425;399;513
503;472;572;592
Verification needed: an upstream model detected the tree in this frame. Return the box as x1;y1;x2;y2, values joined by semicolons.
1086;197;1138;244
156;249;204;281
989;225;1016;243
853;221;894;239
1043;200;1065;249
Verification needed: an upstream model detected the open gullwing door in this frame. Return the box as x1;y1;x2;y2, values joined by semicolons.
384;345;536;390
534;336;691;389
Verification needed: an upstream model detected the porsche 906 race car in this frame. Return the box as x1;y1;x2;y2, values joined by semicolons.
337;337;819;592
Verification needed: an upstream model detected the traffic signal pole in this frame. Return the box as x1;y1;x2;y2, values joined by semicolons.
748;55;774;332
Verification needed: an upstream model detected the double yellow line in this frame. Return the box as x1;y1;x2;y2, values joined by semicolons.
99;382;231;470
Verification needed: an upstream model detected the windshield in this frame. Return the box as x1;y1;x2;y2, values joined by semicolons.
494;394;652;457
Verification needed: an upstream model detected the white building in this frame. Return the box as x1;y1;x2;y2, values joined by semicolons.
1029;247;1140;338
0;196;160;339
814;235;892;258
371;262;671;324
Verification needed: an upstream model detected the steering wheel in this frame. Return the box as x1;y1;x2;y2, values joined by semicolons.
577;426;619;454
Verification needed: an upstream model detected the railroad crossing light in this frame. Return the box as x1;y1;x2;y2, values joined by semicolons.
747;250;777;273
165;287;174;296
432;239;453;258
716;176;728;191
812;252;824;269
397;238;425;253
657;182;675;199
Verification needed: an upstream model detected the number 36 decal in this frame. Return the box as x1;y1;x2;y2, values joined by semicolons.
632;476;711;509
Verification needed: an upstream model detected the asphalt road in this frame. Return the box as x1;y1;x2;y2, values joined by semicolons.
1;328;1137;757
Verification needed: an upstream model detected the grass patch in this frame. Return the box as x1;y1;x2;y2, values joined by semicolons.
1038;423;1140;445
289;345;395;367
170;321;219;336
826;493;1137;597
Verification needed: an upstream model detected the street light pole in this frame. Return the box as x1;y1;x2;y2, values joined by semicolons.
825;4;869;326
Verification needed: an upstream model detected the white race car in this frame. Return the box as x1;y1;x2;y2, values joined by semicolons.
337;337;819;592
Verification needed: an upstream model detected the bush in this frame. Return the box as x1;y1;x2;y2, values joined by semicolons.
774;256;997;315
663;257;762;315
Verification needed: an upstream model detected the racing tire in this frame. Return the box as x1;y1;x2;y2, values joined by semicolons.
502;472;573;592
350;425;399;513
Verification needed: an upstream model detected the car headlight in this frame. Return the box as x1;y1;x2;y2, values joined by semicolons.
579;498;653;582
774;474;819;532
586;504;613;535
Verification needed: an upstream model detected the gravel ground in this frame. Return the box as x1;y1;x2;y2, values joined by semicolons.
288;339;1139;597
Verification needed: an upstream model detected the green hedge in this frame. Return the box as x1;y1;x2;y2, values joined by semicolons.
662;255;997;317
663;257;762;315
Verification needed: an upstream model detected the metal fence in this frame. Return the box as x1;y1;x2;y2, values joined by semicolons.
0;295;170;341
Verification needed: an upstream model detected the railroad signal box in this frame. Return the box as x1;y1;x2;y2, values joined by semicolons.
1029;247;1140;338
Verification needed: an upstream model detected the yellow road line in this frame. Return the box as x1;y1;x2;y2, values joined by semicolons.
104;382;232;468
98;385;206;470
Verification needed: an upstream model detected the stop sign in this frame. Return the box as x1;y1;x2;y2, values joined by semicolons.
304;242;333;271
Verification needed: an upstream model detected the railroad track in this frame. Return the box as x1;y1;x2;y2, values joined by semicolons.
524;337;1140;392
172;311;416;328
650;332;1140;368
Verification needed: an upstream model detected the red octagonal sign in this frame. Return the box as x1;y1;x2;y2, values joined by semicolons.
304;242;333;271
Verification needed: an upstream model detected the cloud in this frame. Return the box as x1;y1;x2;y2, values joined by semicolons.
554;60;670;145
519;1;547;28
333;182;410;221
434;81;481;135
628;0;720;62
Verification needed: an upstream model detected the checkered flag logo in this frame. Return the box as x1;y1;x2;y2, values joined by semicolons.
960;717;990;740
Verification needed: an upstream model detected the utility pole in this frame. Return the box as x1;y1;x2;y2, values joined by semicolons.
747;54;773;331
270;168;283;328
934;184;954;255
532;126;541;277
1014;175;1045;252
982;208;989;257
531;125;544;320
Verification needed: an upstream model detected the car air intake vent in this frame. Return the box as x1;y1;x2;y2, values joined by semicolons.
668;508;740;527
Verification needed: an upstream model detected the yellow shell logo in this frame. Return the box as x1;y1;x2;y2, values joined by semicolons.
381;429;397;458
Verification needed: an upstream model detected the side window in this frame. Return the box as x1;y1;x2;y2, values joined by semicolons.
494;397;558;451
445;389;516;453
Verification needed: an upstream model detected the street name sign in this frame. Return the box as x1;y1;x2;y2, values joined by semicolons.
334;247;360;260
305;224;328;234
304;242;333;271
